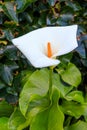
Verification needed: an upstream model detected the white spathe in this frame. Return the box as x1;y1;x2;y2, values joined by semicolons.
12;25;78;68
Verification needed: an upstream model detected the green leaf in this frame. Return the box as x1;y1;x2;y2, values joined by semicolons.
18;95;50;130
53;73;73;97
65;120;87;130
48;0;56;6
0;64;13;86
4;45;18;60
19;68;49;116
60;63;81;87
30;87;64;130
0;100;14;117
2;2;18;23
0;101;13;117
65;91;84;103
61;100;86;119
0;117;9;130
66;1;82;11
16;0;37;13
48;87;64;130
8;108;26;130
4;30;14;41
30;108;49;130
21;70;33;86
59;53;73;64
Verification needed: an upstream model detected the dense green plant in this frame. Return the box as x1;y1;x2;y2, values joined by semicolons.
0;0;87;130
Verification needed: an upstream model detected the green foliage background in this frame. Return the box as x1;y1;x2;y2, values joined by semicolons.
0;0;87;130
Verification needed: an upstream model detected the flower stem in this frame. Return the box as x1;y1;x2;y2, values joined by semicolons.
48;68;53;99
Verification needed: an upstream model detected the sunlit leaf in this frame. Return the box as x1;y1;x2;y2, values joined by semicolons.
19;68;49;116
8;108;26;130
30;87;64;130
61;100;87;119
65;120;87;130
0;117;9;130
65;91;84;103
53;73;73;97
60;63;81;87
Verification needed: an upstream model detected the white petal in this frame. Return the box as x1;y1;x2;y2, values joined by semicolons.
32;56;60;68
12;25;78;68
52;25;78;57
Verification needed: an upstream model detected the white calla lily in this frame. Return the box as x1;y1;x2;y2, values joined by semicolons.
12;25;78;68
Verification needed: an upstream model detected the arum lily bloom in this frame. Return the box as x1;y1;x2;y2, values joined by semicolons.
12;25;78;68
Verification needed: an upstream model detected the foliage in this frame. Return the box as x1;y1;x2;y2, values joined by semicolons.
0;0;87;130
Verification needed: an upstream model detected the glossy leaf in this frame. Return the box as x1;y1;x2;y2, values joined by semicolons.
60;63;81;87
30;87;64;130
65;91;84;103
0;64;13;86
66;1;82;11
2;2;18;23
16;0;37;13
21;70;34;86
4;45;18;60
48;0;56;6
19;68;49;116
53;73;73;97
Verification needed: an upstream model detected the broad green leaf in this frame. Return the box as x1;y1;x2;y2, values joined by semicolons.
24;94;50;128
30;108;49;130
65;120;87;130
0;117;9;130
82;103;87;122
19;68;49;116
60;63;81;87
0;100;13;117
30;87;64;130
53;73;73;97
61;100;86;119
22;94;46;122
65;91;84;103
8;108;26;130
0;63;13;86
21;70;33;86
2;2;18;23
48;87;64;130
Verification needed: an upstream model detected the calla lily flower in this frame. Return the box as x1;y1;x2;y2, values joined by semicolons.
12;25;78;68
